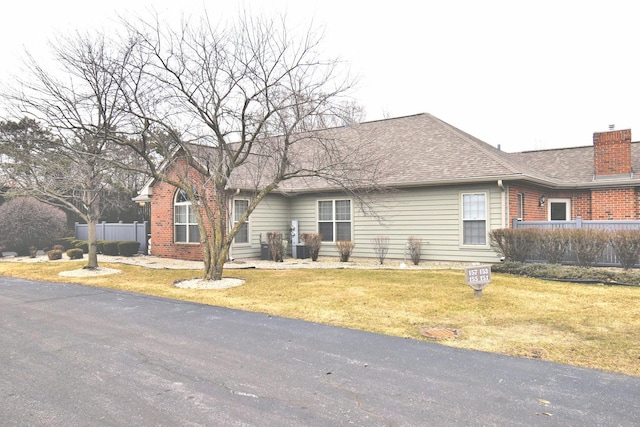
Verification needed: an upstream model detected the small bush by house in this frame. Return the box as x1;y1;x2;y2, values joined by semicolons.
66;248;84;260
117;241;140;257
102;241;120;256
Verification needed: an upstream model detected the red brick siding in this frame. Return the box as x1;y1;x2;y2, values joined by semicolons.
149;159;219;261
593;129;632;176
508;184;550;224
591;187;639;220
572;190;592;219
508;183;640;224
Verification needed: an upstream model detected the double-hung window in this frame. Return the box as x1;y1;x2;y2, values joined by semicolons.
318;199;352;242
462;193;487;245
174;189;200;243
233;199;250;244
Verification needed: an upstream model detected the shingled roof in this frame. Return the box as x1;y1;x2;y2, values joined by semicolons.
272;113;640;191
269;113;529;192
136;113;640;201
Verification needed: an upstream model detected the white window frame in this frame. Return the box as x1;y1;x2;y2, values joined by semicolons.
174;189;200;244
516;192;525;220
232;198;250;245
317;199;353;242
461;192;488;246
548;198;571;221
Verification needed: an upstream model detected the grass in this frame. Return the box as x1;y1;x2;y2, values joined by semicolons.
1;261;639;377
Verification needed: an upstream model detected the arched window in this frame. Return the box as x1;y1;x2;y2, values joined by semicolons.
174;189;200;243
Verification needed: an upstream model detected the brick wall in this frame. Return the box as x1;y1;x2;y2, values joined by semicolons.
508;183;640;224
590;187;639;220
149;159;218;261
593;129;632;176
507;184;548;223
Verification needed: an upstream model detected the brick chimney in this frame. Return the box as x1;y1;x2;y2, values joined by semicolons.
593;129;632;176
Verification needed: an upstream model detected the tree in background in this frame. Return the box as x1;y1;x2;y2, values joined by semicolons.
0;34;148;269
0;197;67;256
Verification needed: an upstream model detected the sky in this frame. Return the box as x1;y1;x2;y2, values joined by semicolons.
1;0;638;152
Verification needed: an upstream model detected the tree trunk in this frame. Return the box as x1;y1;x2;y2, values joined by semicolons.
85;217;99;269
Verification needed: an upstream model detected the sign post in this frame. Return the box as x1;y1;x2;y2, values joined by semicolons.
465;265;491;299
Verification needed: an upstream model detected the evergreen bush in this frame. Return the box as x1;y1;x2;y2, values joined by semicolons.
47;249;63;260
66;248;84;260
103;241;120;256
74;240;89;254
118;241;140;257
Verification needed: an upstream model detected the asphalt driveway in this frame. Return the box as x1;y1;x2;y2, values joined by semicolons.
1;276;639;426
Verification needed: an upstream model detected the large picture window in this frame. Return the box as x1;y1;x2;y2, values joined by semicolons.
174;189;200;243
462;193;487;245
318;199;351;242
233;199;250;244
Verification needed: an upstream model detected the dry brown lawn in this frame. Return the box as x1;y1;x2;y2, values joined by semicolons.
1;261;638;377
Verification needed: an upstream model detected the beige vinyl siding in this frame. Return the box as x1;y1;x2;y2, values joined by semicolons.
230;192;290;259
288;185;503;264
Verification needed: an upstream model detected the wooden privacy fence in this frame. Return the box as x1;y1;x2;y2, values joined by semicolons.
512;217;640;266
75;221;148;254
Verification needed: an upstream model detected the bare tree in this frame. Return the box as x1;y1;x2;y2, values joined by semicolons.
0;33;147;269
114;12;379;280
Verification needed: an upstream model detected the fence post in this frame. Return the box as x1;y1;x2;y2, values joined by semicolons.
576;216;583;229
75;222;79;238
512;218;521;229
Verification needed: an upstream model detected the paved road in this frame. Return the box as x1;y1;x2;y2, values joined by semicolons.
1;277;639;426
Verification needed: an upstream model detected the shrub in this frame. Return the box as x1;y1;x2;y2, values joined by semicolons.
74;240;89;254
52;237;76;251
489;228;540;262
492;261;640;285
336;240;355;262
66;248;84;260
371;236;390;265
102;241;120;256
609;229;640;270
47;249;63;260
569;228;608;267
97;240;106;254
266;232;284;262
407;236;422;265
118;241;140;257
300;233;322;261
538;229;571;264
0;197;67;256
29;246;38;258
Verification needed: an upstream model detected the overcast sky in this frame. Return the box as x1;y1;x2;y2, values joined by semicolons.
1;0;638;152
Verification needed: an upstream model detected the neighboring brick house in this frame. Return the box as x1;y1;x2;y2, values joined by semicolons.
134;114;640;263
508;128;640;224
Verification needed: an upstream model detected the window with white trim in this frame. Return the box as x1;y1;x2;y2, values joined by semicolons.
318;199;352;242
462;193;487;245
174;189;200;243
233;199;250;244
516;193;525;220
548;198;571;221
